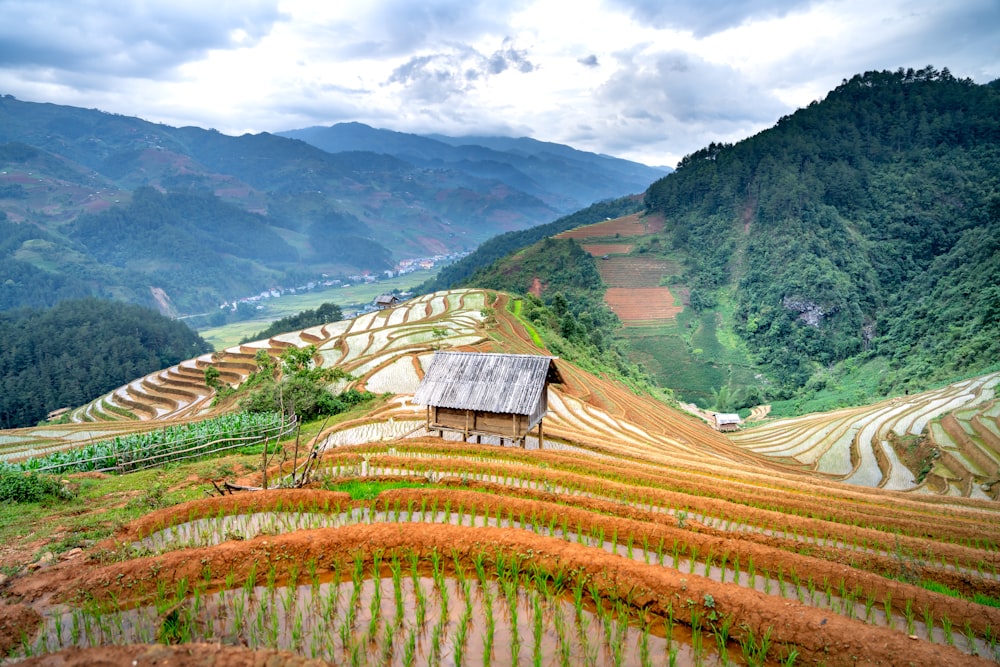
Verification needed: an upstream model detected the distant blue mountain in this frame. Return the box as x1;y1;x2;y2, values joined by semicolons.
277;123;669;213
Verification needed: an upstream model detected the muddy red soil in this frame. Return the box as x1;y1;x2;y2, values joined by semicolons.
4;486;997;666
312;447;1000;559
14;643;330;666
5;519;991;666
0;603;41;657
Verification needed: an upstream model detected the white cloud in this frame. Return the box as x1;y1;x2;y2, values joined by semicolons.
0;0;997;166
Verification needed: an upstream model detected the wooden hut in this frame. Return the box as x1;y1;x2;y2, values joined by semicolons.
713;413;741;432
374;294;399;310
413;351;563;447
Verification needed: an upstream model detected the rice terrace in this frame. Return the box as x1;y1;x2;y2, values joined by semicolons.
2;288;1000;666
557;213;682;327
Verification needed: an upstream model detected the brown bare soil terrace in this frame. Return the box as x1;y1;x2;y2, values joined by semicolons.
3;288;999;666
582;242;634;256
605;287;683;325
555;212;664;239
560;212;683;326
596;255;682;288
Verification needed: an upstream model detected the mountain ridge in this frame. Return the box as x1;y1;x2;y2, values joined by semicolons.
0;96;661;314
277;122;668;211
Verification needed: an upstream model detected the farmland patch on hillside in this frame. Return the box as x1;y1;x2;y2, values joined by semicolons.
2;289;999;666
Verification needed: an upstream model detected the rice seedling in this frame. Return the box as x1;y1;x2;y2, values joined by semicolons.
453;589;473;666
963;621;978;655
985;623;1000;660
942;615;954;645
532;590;545;667
639;614;652;667
402;625;417;667
739;624;773;667
781;645;800;666
904;599;915;635
690;607;704;663
712;614;734;666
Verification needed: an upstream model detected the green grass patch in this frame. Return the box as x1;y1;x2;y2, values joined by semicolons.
920;580;962;598
974;593;1000;608
323;479;427;500
507;298;544;348
624;310;756;408
0;457;237;560
919;580;1000;608
769;357;894;417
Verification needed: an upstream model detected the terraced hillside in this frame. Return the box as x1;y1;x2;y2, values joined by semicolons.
556;213;681;327
2;289;1000;666
729;373;1000;499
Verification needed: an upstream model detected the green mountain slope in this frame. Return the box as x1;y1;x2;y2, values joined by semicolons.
644;67;1000;396
0;298;211;428
449;67;1000;410
0;96;655;314
418;195;643;293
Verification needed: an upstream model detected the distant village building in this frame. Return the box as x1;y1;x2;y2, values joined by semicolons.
374;294;399;310
713;413;741;432
413;351;563;447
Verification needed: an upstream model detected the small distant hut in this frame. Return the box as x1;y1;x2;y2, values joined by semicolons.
713;413;741;432
374;294;399;310
413;351;563;447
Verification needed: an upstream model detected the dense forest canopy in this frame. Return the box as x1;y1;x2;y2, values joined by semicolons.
644;66;1000;394
0;298;211;428
241;302;344;344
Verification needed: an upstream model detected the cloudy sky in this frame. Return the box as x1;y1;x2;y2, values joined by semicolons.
1;0;998;167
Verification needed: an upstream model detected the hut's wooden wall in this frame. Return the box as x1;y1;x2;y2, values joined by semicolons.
431;406;531;438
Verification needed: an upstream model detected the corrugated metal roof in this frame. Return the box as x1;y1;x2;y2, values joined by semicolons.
413;351;561;415
714;413;741;424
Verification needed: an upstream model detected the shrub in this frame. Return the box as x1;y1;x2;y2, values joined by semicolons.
0;469;71;503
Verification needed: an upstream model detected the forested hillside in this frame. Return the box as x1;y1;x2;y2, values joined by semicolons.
0;299;210;428
448;67;999;409
0;96;659;314
644;67;1000;397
